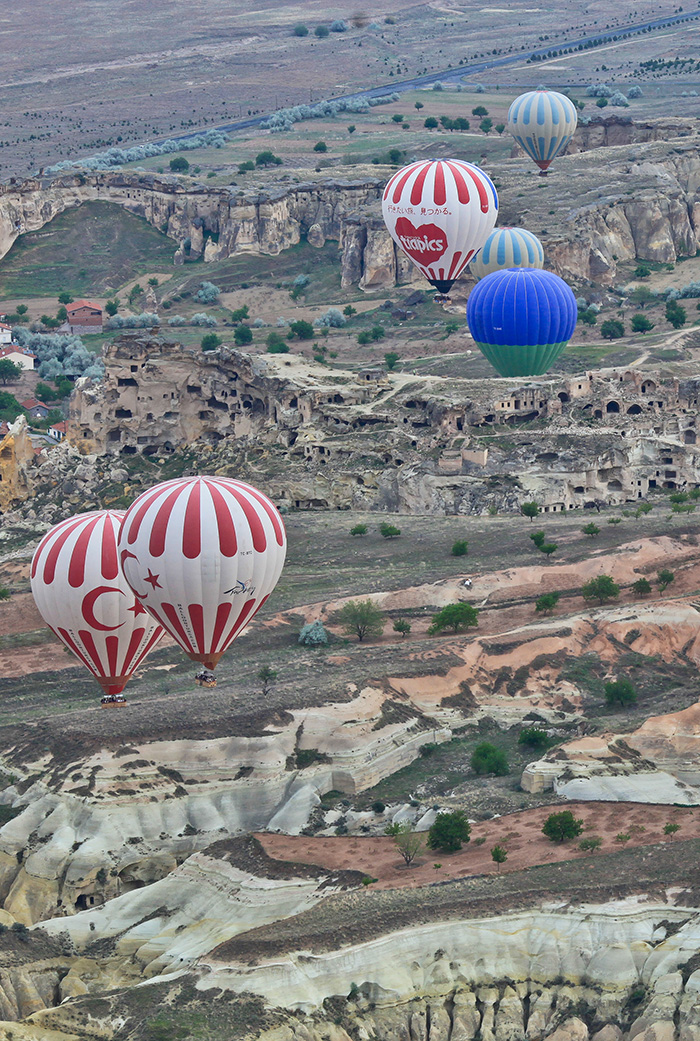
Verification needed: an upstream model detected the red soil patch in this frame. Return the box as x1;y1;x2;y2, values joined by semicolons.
257;801;699;889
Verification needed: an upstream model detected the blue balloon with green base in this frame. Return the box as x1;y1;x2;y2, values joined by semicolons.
467;267;577;377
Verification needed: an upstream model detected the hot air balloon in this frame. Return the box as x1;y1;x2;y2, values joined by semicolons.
470;227;544;281
507;90;577;175
118;476;286;676
466;267;577;377
30;511;164;705
382;158;498;300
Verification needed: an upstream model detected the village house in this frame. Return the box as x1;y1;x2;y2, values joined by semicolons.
67;300;103;333
21;398;50;420
0;323;13;345
48;420;67;442
0;345;37;371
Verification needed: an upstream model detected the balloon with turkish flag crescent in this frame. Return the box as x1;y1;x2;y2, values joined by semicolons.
381;158;498;299
118;476;287;672
30;511;164;698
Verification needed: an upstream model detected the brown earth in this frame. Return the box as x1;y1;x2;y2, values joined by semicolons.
258;801;697;890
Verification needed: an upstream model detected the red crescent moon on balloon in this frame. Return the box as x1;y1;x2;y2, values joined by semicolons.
81;586;126;631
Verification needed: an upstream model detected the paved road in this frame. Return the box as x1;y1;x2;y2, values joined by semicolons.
165;9;700;143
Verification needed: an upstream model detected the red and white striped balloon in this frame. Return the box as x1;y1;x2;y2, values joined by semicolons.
118;477;287;671
30;511;164;697
382;159;499;295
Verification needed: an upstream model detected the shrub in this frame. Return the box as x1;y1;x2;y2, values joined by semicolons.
169;156;189;172
234;325;253;345
238;160;255;174
530;530;546;547
451;539;469;556
190;312;217;327
579;836;602;852
298;620;329;646
289;319;315;340
393;618;411;638
471;742;509;776
315;24;329;36
255;150;283;167
535;592;560;614
385;351;400;370
293;23;309;35
330;19;348;31
266;332;289;354
313;140;328;153
518;728;550;750
372;800;386;813
540;543;557;558
384;822;424;865
632;578;651;596
604;677;637;707
424;117;439;129
581;574;619;604
542;810;583;842
316;308;345;328
350;523;368;536
201;333;221;352
582;522;600;536
428;602;478;634
601;319;624;339
658;568;674;591
195;281;221;304
379;522;401;538
427;810;471;852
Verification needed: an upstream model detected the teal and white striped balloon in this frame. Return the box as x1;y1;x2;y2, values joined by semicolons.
470;227;544;281
507;90;578;173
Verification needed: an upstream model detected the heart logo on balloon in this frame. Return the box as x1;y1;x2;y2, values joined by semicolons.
395;218;448;266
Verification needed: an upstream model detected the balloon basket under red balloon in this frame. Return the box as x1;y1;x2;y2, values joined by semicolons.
195;668;217;689
433;293;451;304
538;170;548;178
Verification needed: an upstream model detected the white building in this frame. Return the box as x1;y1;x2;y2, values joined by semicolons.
0;345;37;370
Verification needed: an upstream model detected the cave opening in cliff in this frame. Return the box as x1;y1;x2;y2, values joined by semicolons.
606;401;620;413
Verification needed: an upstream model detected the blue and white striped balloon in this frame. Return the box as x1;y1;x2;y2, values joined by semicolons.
507;90;578;173
470;227;544;281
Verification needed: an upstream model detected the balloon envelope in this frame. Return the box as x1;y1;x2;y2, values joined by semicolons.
470;227;544;281
466;267;577;377
507;90;578;172
382;159;498;295
30;511;164;696
118;476;286;671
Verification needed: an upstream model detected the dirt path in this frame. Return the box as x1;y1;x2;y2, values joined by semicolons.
258;800;697;890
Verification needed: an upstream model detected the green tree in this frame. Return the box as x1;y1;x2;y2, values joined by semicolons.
657;568;674;591
634;264;651;279
579;309;597;326
234;325;253;345
201;333;221;351
601;319;624;339
540;542;558;557
427;810;471;852
518;727;550;750
347;125;356;134
631;314;654;333
491;845;508;872
582;574;620;604
385;822;424;865
471;741;509;776
384;351;400;371
530;530;546;548
230;305;250;324
379;522;401;538
0;587;10;602
289;319;315;340
57;291;73;305
315;23;329;36
0;359;22;384
313;141;328;152
666;300;687;328
579;836;602;852
632;577;652;596
392;113;405;123
521;501;540;522
15;304;28;317
480;117;493;133
582;522;600;536
105;299;119;317
596;97;608;108
542;810;583;843
148;277;159;288
535;591;560;614
255;150;283;167
393;618;411;638
337;598;384;641
424;116;439;129
472;105;488;116
495;123;506;134
266;332;290;354
343;305;357;317
258;666;277;695
350;523;368;536
238;160;255;174
604;677;637;707
57;305;67;322
169;156;189;172
293;23;309;35
451;539;469;557
414;101;424;111
428;602;479;634
0;391;23;422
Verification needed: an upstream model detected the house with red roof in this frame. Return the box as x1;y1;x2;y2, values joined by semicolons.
21;398;50;420
0;322;12;345
0;345;37;371
48;420;67;442
67;300;103;333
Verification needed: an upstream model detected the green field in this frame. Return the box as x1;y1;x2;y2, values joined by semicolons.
0;201;176;299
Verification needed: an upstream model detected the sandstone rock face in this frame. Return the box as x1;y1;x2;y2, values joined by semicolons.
0;417;35;511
